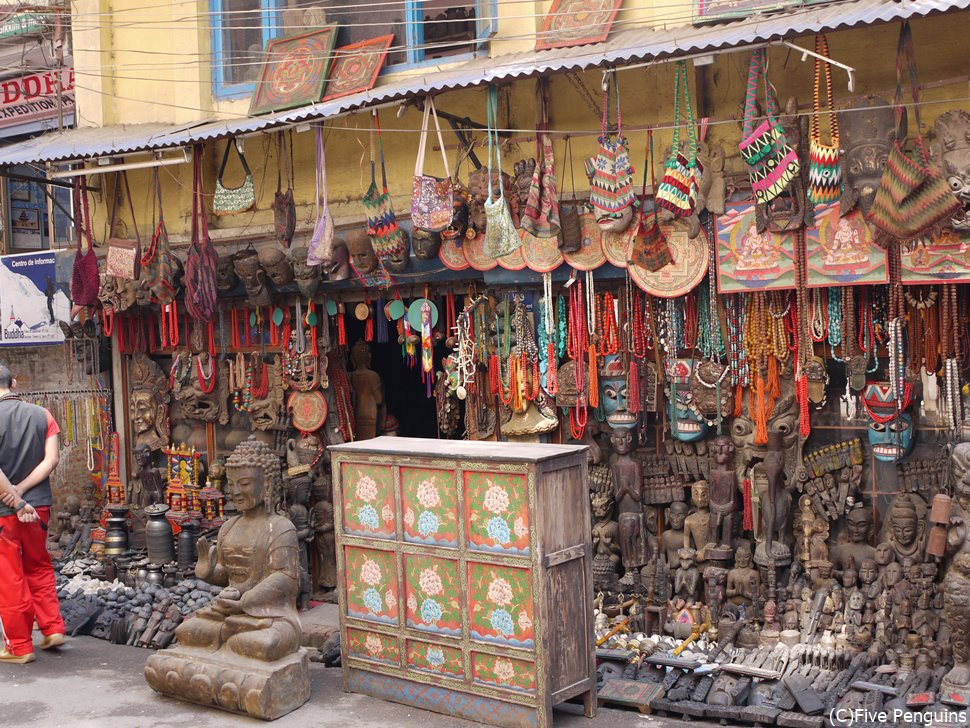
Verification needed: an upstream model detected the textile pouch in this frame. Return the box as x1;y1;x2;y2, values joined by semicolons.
185;145;218;322
273;132;296;247
71;176;100;308
105;171;141;281
362;111;409;261
655;62;701;218
588;72;635;231
307;125;335;266
629;129;673;272
807;34;842;205
739;49;800;205
213;137;256;215
411;98;453;232
520;78;561;239
483;85;522;259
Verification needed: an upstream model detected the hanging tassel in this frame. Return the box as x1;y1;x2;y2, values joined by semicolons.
798;373;811;438
627;359;640;414
587;344;599;409
743;476;754;531
767;354;780;400
754;373;769;446
734;384;745;418
337;304;347;346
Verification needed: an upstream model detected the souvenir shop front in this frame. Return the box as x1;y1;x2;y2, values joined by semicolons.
37;8;970;727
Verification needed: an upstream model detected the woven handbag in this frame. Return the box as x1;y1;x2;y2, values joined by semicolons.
656;61;702;219
807;34;841;206
739;49;800;205
558;136;582;253
868;22;962;246
362;111;409;262
411;98;454;232
104;171;142;281
630;129;673;272
483;85;521;259
307;125;335;266
70;176;100;309
588;71;635;232
273;132;296;247
521;78;561;239
139;168;175;306
184;146;218;322
213;137;256;215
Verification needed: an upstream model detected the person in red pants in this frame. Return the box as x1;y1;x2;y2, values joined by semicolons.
0;365;65;664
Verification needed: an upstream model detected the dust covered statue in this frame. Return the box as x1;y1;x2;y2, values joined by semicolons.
144;437;309;719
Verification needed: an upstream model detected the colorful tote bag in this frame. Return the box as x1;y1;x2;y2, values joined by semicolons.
630;129;673;272
307;124;335;266
655;61;701;219
521;78;561;239
411;97;453;232
868;22;962;246
738;49;800;205
483;85;521;259
184;146;218;322
104;171;142;281
213;137;256;215
362;111;409;262
588;71;635;232
807;34;841;206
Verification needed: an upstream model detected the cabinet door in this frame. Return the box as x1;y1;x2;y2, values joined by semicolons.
341;462;396;540
464;470;530;556
471;651;536;694
404;554;462;636
400;466;459;548
344;546;400;625
467;562;535;649
407;639;464;680
346;627;401;666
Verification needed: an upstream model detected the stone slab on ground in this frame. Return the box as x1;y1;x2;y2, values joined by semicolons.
300;601;340;647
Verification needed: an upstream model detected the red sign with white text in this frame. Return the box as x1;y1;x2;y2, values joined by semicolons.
0;68;74;130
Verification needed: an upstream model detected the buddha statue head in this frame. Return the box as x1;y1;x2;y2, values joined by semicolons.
257;245;295;287
289;246;322;298
735;543;753;569
667;500;689;531
345;230;378;274
225;436;282;514
845;506;873;545
882;493;927;560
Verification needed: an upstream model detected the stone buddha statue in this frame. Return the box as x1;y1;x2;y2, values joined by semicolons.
880;493;928;563
349;341;384;441
144;436;309;720
830;506;876;574
726;543;760;611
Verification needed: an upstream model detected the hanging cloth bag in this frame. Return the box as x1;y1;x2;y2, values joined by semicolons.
139;168;176;305
184;145;218;322
655;61;702;218
411;98;454;232
807;34;842;206
738;49;800;205
630;129;673;272
307;124;335;266
362;110;409;262
213;137;256;215
588;72;635;232
273;131;296;247
868;22;962;246
521;78;561;239
105;171;142;281
558;136;582;252
70;175;100;309
483;85;521;258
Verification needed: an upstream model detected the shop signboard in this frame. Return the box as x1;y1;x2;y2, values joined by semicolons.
0;13;49;40
0;68;75;132
693;0;834;23
0;251;70;346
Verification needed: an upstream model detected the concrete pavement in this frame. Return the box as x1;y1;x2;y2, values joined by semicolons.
0;635;698;728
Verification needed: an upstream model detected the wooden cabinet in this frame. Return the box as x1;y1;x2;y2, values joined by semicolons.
331;437;596;728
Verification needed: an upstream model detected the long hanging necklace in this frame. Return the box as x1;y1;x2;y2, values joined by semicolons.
568;275;589;439
542;273;557;395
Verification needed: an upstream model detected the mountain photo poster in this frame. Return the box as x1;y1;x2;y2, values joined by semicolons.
0;251;70;346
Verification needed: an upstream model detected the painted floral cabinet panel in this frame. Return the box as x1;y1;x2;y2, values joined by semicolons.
346;627;400;666
464;470;530;555
406;639;464;680
344;546;399;625
401;466;459;547
467;562;534;649
404;554;462;636
472;652;537;694
341;462;396;540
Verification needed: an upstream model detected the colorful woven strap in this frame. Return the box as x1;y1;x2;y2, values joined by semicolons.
742;49;782;138
486;85;504;201
894;21;928;165
811;34;839;148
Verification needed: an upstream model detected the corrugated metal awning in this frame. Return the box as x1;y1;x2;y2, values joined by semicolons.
2;0;967;167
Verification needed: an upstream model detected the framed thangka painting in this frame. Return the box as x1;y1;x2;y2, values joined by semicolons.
716;201;795;293
805;204;888;288
323;35;394;102
249;27;338;115
535;0;622;51
901;229;970;284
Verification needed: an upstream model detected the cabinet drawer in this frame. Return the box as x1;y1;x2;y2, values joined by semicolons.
404;554;462;636
464;470;530;556
401;466;459;548
406;639;464;680
471;651;536;694
344;546;399;625
467;562;534;649
346;627;400;666
341;462;396;540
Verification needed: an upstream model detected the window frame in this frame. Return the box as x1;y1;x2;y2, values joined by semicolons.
210;0;282;100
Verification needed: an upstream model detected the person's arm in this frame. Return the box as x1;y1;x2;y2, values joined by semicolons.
0;466;36;521
15;432;60;497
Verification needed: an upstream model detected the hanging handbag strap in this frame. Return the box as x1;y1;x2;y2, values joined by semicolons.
74;175;94;255
108;170;141;247
672;61;698;168
142;168;162;265
642;129;659;227
415;97;450;178
486;85;505;202
217;138;251;184
565;135;576;201
370;110;392;194
811;34;840;148
894;21;928;164
600;70;622;138
315;124;327;211
276;133;285;195
742;49;782;137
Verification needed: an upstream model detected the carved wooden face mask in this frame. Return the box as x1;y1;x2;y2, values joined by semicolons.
839;96;900;216
290;246;321;297
257;245;295;287
384;229;410;273
233;249;271;306
933;109;970;230
216;255;238;292
412;228;442;260
345;230;378;274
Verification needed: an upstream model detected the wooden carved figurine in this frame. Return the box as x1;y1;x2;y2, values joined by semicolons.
674;547;701;603
942;442;970;693
129;352;170;452
726;544;760;612
830;506;876;574
610;427;642;516
707;435;737;557
880;492;928;563
683;481;711;562
349;341;384;441
591;489;621;592
661;501;689;567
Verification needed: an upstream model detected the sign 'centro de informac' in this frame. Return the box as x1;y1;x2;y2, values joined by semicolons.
0;68;74;130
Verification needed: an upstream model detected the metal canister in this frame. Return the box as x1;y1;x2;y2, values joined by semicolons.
144;503;176;565
103;505;130;557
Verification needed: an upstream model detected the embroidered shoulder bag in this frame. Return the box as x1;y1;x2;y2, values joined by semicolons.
139;168;175;305
213;137;256;215
807;34;841;205
630;129;673;272
184;146;218;322
105;171;142;281
655;61;702;219
521;78;561;239
483;85;521;259
70;176;100;309
411;97;454;232
307;124;335;266
362;110;409;262
868;21;962;246
588;71;635;232
273;131;296;247
739;48;800;204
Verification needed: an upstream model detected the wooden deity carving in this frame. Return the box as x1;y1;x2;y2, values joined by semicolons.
174;353;231;425
707;435;736;558
683;481;711;562
247;356;285;431
879;492;928;563
613;428;647;583
830;506;876;574
129;352;171;452
731;374;799;492
943;443;970;693
591;488;621;592
838;96;898;217
144;437;310;720
661;501;689;566
932;109;970;230
349;341;384;441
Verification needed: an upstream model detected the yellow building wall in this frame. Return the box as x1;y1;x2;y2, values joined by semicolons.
72;7;970;255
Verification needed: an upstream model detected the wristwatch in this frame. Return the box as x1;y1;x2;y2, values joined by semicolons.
14;499;27;511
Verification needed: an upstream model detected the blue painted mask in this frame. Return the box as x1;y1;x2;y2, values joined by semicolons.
665;358;711;442
595;355;629;423
868;414;913;462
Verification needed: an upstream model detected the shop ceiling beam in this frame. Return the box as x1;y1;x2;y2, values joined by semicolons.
48;148;192;179
0;170;87;190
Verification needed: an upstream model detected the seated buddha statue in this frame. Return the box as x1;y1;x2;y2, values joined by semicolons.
174;436;301;661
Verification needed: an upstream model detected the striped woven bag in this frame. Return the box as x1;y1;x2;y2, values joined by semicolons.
588;71;635;231
362;111;409;263
656;61;702;218
807;34;841;205
868;22;962;246
738;49;800;205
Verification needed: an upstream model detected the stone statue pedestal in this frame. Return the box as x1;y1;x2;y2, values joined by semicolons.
144;645;310;720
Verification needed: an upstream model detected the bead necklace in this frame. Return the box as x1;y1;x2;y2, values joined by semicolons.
888;317;906;404
249;354;269;400
195;353;217;394
557;295;568;361
827;287;843;359
810;289;827;342
596;292;620;356
542;273;558;395
945;356;962;433
725;294;749;389
629;281;648;358
696;283;726;362
682;291;698;350
328;357;355;441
